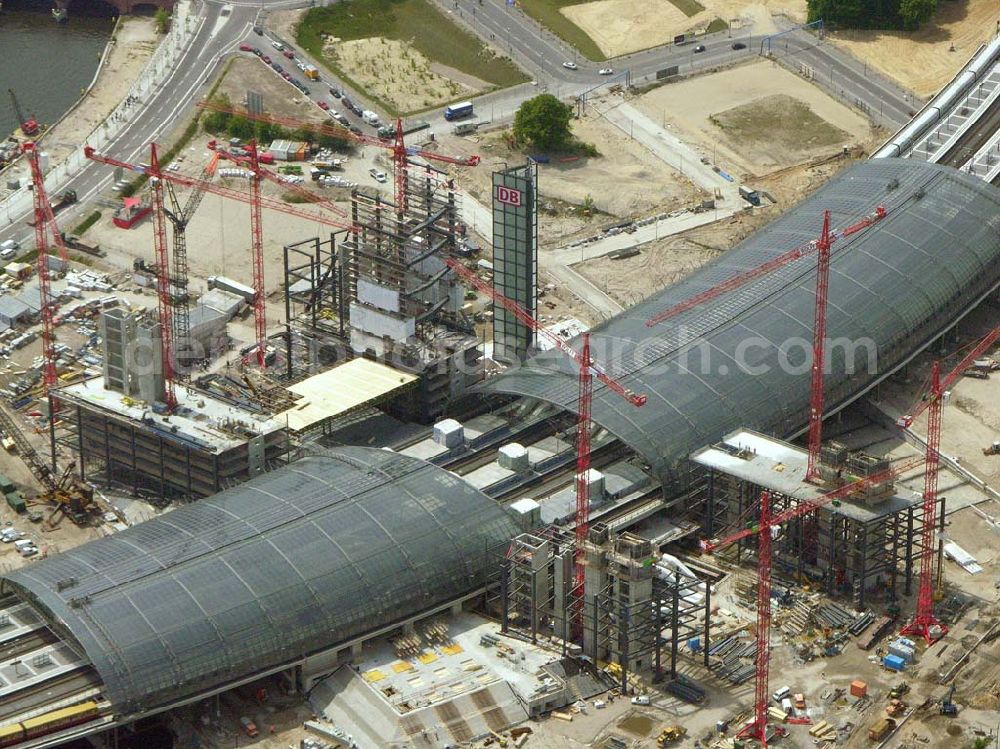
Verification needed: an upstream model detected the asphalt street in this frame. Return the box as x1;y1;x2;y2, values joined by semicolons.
0;0;925;255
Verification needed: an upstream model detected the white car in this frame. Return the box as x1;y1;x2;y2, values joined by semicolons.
369;168;387;183
599;67;614;75
562;61;578;70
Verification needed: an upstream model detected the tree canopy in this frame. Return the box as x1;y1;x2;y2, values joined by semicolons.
513;94;574;151
807;0;938;30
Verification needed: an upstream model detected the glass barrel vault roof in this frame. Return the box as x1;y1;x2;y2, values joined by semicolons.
2;448;518;713
482;160;1000;484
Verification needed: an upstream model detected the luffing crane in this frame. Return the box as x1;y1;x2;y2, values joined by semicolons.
206;138;358;366
897;325;1000;643
24;142;69;396
84;144;358;385
444;258;646;627
702;453;925;747
8;88;39;137
196;101;481;214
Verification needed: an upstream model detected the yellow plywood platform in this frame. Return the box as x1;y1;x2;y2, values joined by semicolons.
442;644;464;656
417;650;438;665
279;358;417;433
392;661;414;673
363;668;387;683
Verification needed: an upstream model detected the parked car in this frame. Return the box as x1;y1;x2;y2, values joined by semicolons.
317;100;329;110
239;44;252;52
694;44;706;52
329;87;342;98
252;26;263;35
369;168;387;183
252;48;262;57
0;239;19;259
271;40;284;51
349;125;362;135
283;49;294;59
562;61;578;70
732;41;746;50
262;55;271;64
599;67;614;75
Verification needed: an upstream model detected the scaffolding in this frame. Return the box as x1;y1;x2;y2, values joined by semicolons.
693;449;935;610
281;169;480;421
489;526;711;691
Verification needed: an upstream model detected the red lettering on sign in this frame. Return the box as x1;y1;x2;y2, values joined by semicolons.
495;185;523;207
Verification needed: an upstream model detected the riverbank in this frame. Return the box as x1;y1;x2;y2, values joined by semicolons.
35;16;160;165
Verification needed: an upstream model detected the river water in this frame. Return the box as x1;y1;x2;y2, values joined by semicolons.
0;10;112;137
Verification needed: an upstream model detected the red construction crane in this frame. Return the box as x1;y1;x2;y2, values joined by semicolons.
805;210;832;483
702;453;925;747
196;101;481;213
644;206;886;328
445;258;646;618
147;144;177;409
23;142;66;396
84;144;358;377
897;325;1000;644
8;88;39;137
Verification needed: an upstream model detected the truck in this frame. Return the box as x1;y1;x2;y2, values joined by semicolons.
444;101;474;121
739;184;761;206
868;717;895;741
362;110;380;126
303;64;320;81
453;121;478;136
27;189;76;226
61;233;105;257
239;716;259;738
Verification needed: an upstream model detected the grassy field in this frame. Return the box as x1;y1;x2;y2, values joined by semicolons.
712;95;849;151
296;0;528;111
518;0;606;60
669;0;705;16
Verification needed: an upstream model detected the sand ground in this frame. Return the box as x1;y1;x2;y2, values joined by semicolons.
633;60;874;176
562;0;806;57
828;0;999;99
216;57;331;127
443;111;702;233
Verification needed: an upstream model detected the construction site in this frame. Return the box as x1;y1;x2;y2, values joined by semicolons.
0;3;997;748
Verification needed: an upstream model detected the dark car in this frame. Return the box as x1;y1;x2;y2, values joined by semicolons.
342;96;355;110
252;48;262;57
349;125;362;135
329;87;342;98
694;44;706;53
732;41;746;50
253;26;263;35
283;50;294;59
350;104;363;116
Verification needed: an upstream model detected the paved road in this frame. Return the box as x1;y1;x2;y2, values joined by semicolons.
0;0;280;250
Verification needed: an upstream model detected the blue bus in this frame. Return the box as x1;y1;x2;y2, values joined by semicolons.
444;101;474;121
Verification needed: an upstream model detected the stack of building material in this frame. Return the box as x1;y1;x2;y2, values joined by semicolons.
809;720;838;742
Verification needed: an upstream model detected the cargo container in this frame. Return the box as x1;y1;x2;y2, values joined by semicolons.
868;717;896;741
883;654;906;672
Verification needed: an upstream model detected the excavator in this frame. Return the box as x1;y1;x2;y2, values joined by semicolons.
0;401;98;527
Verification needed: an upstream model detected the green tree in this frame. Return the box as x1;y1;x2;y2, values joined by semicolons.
201;94;233;134
898;0;937;29
513;94;573;151
154;7;170;34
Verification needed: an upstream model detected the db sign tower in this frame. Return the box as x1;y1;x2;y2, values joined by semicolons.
491;162;538;363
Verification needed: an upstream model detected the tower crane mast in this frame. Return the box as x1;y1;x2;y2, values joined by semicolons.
703;453;925;747
444;258;645;625
24;142;68;396
898;325;1000;643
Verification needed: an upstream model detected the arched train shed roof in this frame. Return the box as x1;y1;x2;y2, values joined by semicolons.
2;448;518;713
482;160;1000;483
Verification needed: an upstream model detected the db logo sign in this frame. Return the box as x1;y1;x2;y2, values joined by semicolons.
495;185;523;207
